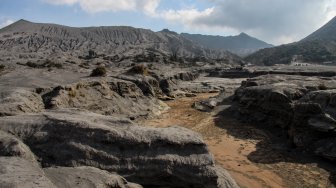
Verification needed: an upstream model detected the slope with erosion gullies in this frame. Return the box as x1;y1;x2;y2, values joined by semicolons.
246;16;336;65
182;32;273;56
0;19;239;63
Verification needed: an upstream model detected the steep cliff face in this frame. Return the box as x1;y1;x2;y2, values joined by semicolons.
0;20;238;62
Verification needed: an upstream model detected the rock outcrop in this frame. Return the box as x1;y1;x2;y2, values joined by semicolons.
0;87;44;116
41;77;164;118
0;109;238;188
159;72;200;96
232;75;336;161
118;70;200;97
0;129;141;188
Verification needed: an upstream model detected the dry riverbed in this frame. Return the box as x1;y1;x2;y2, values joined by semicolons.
139;93;334;188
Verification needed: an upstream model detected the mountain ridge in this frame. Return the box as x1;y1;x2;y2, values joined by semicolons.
0;19;240;64
181;32;273;56
246;16;336;65
303;16;336;41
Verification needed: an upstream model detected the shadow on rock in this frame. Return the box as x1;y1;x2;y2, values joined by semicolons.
213;105;336;187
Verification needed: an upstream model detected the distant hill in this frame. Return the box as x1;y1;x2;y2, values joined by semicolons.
181;32;273;56
0;20;240;63
246;16;336;65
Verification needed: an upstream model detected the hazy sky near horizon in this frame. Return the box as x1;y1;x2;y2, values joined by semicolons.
0;0;335;45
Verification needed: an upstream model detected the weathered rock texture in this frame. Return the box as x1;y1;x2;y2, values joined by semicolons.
0;157;57;188
119;70;200;97
44;166;142;188
0;109;238;188
0;130;37;163
233;75;336;161
0;87;44;116
40;77;164;118
159;71;200;96
0;157;141;188
0;129;141;188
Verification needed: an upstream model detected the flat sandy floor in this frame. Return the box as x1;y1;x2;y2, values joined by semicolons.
140;93;334;188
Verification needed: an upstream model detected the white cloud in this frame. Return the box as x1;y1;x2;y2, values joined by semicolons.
325;0;336;22
140;0;160;16
156;7;214;26
0;19;14;29
43;0;210;23
43;0;214;29
43;0;336;45
187;0;336;45
43;0;78;5
142;0;336;45
43;0;160;13
148;0;336;45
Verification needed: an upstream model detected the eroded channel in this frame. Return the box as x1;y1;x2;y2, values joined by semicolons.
140;92;334;188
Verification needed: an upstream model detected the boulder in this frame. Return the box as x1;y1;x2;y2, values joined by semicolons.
0;109;238;188
193;99;218;112
234;84;301;128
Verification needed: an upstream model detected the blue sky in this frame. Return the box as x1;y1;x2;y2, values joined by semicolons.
1;0;335;45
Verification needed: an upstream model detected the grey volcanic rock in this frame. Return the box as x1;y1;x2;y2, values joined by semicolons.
0;109;238;188
0;87;44;116
118;70;200;97
0;157;56;188
44;166;142;188
0;130;141;188
117;74;163;97
0;130;37;163
41;77;163;118
193;99;218;112
233;75;336;160
0;157;141;188
290;89;336;159
158;71;199;96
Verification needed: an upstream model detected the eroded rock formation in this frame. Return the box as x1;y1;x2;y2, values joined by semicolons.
232;75;336;160
0;109;238;188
